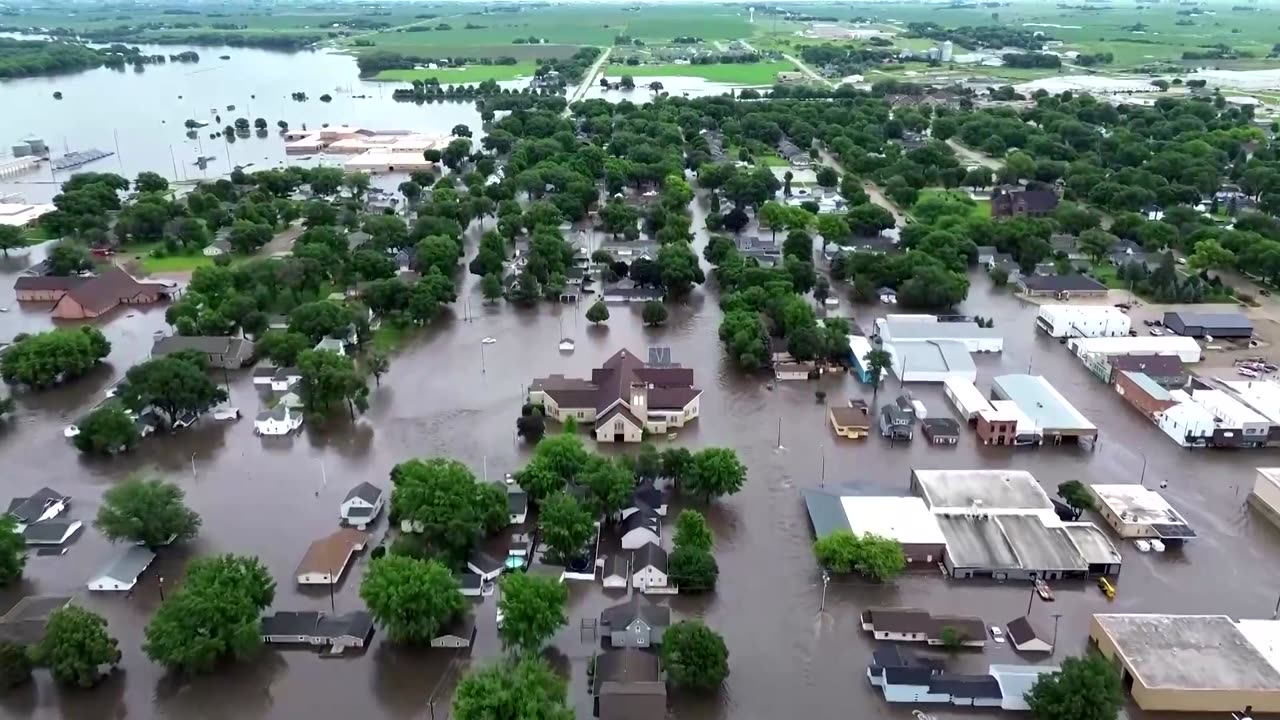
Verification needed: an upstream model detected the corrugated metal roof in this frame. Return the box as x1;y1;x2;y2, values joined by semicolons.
1121;371;1174;401
801;489;852;537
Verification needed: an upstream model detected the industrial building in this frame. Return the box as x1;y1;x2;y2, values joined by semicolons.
801;490;946;564
1155;389;1220;448
1104;355;1189;388
1090;614;1280;712
875;315;1004;353
944;377;992;422
1087;484;1196;544
884;340;976;383
1191;388;1269;447
991;374;1097;444
1035;305;1130;338
1163;311;1253;339
1068;335;1202;364
1251;468;1280;529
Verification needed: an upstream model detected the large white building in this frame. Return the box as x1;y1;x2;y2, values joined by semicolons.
944;377;992;421
876;315;1003;353
885;340;976;383
1036;305;1131;338
1155;390;1218;447
1068;336;1202;363
1192;388;1269;446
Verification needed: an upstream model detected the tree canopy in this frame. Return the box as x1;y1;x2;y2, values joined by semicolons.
497;572;567;654
391;458;507;562
684;448;747;501
32;606;120;688
94;475;201;548
813;530;906;581
118;355;227;427
0;515;25;586
360;555;464;643
661;620;730;690
1;327;110;389
1026;654;1123;720
452;658;574;720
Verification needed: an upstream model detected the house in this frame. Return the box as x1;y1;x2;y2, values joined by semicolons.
774;362;815;381
1016;274;1108;298
601;281;664;304
340;482;384;529
990;186;1059;219
254;366;302;392
430;613;477;649
880;404;914;441
861;608;987;647
13;275;88;302
459;573;484;598
314;337;347;355
467;550;505;582
278;391;304;409
87;546;156;592
22;519;82;546
829;401;871;439
921;417;960;445
152;335;255;369
593;648;666;720
255;404;303;436
1088;484;1196;545
631;542;669;591
295;528;367;585
600;595;670;648
260;610;374;651
877;286;898;304
602;554;630;589
202;239;232;256
620;509;661;550
1006;616;1053;653
1048;233;1086;260
975;246;997;265
1163;310;1252;339
507;483;528;525
7;487;70;527
0;595;73;646
346;230;372;250
50;267;174;319
529;348;702;444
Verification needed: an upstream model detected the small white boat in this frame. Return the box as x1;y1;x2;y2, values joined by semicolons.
558;338;575;352
1134;539;1151;552
63;424;80;438
1149;539;1166;553
482;337;497;345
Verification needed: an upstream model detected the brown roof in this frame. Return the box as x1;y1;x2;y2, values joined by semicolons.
829;405;870;428
60;267;169;314
295;528;367;578
647;386;701;409
594;648;660;694
1006;615;1050;647
1108;354;1184;377
537;349;701;421
599;404;643;429
14;275;87;292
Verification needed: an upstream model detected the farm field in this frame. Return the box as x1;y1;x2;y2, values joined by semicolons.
375;61;540;83
605;60;799;85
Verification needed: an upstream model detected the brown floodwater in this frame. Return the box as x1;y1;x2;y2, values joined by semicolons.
4;198;1280;720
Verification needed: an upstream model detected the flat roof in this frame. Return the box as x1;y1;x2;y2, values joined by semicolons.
1069;335;1201;357
1194;388;1269;425
936;514;1019;569
1167;311;1253;330
913;469;1053;512
990;665;1062;711
1224;380;1280;424
1120;371;1173;401
1095;614;1280;691
1061;523;1124;565
840;496;947;545
889;340;975;375
992;374;1097;434
1090;485;1186;526
944;377;990;411
997;514;1086;572
880;317;1003;341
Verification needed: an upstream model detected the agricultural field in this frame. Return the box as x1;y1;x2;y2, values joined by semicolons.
375;61;540;83
5;4;429;35
606;60;799;85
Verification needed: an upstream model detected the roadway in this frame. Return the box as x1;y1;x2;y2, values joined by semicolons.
565;47;612;111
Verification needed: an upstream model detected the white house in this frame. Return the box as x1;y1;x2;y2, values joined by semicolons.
255;405;304;436
295;528;367;585
270;367;302;392
632;542;669;591
620;510;661;550
202;239;231;256
602;554;629;589
507;483;528;525
314;337;347;355
1155;392;1218;447
1036;305;1131;338
775;362;815;381
430;614;476;649
467;551;505;582
87;546;156;592
340;482;384;529
459;574;484;598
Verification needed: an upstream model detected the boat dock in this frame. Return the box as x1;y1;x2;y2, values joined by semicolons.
0;156;40;179
50;148;114;172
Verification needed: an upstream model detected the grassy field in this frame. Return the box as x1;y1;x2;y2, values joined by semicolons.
914;189;991;220
375;61;540;83
608;60;799;85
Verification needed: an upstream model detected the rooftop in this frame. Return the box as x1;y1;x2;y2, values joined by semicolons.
295;528;366;578
93;546;156;584
1018;274;1107;293
1095;614;1280;691
0;595;72;645
839;496;947;545
912;469;1053;512
935;514;1021;569
1120;371;1173;401
1108;354;1185;378
992;374;1096;433
1089;484;1192;534
1166;310;1253;330
989;664;1061;710
888;340;975;377
997;514;1087;572
878;317;1003;341
1061;523;1124;565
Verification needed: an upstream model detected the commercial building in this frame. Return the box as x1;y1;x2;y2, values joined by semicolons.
801;490;946;564
1089;614;1280;712
1164;311;1253;339
944;377;992;422
976;405;1019;446
885;340;976;383
1251;468;1280;528
528;348;701;443
1035;305;1130;338
1016;273;1108;298
847;334;881;384
1069;335;1202;364
1105;355;1189;388
1088;484;1196;544
875;315;1003;353
152;335;255;369
991;374;1098;444
0;202;55;228
1192;388;1269;447
1155;389;1220;448
1222;379;1280;433
14;267;176;319
1112;371;1178;420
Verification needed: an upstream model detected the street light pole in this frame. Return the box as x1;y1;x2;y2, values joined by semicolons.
158;575;166;601
1051;613;1063;657
1026;574;1038;616
820;570;830;613
480;341;486;374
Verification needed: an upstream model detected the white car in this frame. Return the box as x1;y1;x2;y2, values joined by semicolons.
1134;539;1152;552
990;626;1005;643
1239;368;1261;379
1149;327;1163;336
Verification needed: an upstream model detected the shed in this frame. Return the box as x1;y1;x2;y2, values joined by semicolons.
602;554;630;589
430;613;477;649
1006;616;1053;653
87;546;156;592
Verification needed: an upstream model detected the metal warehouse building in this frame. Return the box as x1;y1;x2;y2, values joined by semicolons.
1163;311;1253;339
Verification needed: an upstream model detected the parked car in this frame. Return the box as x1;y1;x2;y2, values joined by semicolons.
1238;368;1261;379
1261;288;1272;296
1149;327;1163;336
990;626;1005;643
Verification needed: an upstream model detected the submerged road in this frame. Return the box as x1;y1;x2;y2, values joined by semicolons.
565;47;612;111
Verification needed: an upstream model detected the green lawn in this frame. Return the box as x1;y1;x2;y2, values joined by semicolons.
914;189;990;220
371;322;414;353
608;60;798;85
140;254;217;273
1088;262;1128;290
757;154;791;167
375;61;539;83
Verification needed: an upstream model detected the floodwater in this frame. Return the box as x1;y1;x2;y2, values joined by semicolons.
4;193;1280;720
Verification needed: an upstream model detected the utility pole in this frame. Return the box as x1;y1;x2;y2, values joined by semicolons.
776;417;783;449
329;578;336;612
158;576;166;601
819;444;825;488
820;570;830;613
1051;613;1063;657
190;452;198;480
1026;574;1038;616
480;340;487;374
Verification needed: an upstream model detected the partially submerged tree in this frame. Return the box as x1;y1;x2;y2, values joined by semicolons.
1056;480;1095;520
661;620;729;690
1026;654;1123;720
32;606;120;688
0;515;25;586
360;555;463;643
813;530;906;581
452;658;573;720
497;572;567;654
94;475;201;548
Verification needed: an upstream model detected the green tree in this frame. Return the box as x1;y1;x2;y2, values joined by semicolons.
481;273;503;302
539;491;595;562
46;242;93;276
586;300;610;325
673;509;713;552
255;330;311;366
118;356;227;428
289;301;353;342
0;639;32;688
661;621;729;690
1079;229;1117;263
939;625;964;651
517;405;546;444
990;266;1010;287
31;606;119;688
360;555;463;643
497;572;567;654
73;403;141;456
227;220;273;254
759;201;789;241
0;225;27;256
642;300;668;326
94;475;201;548
863;348;892;403
668;546;719;591
344;172;372;199
143;554;275;673
580;455;632;518
452;658;573;720
1026;654;1123;720
0;515;25;586
528;430;590;489
1188;238;1234;273
685;447;746;502
1056;480;1095;519
297;349;369;418
816;214;848;245
812;530;906;581
134;171;169;194
1;327;110;388
391;458;507;561
367;350;390;387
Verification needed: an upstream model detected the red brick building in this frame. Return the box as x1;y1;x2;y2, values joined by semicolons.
976;407;1017;445
1112;370;1177;419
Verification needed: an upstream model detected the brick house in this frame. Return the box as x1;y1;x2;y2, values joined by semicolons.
976;407;1017;445
991;186;1059;219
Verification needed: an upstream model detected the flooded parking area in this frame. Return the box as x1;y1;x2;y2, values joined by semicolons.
4;215;1280;720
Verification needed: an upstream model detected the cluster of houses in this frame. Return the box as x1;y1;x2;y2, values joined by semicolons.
7;487;80;548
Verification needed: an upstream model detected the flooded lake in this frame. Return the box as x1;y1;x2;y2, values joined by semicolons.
3;50;1280;720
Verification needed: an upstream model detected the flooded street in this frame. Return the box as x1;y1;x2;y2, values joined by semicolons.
4;190;1280;719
